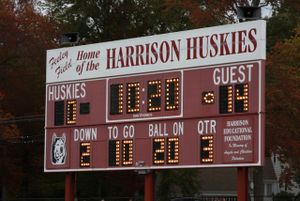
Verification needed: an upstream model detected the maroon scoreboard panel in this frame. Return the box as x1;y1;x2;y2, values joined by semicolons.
45;21;266;172
45;61;265;172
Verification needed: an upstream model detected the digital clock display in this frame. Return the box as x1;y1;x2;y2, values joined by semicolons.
107;71;182;122
148;80;161;112
165;78;180;111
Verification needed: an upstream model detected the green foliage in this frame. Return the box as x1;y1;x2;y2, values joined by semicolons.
266;20;300;190
267;9;300;51
266;25;300;152
43;0;195;43
0;0;58;200
266;0;300;51
42;0;240;44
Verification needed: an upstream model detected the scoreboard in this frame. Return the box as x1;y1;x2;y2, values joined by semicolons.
44;21;266;172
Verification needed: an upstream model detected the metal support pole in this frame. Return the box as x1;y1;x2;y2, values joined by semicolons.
237;167;248;201
65;172;75;201
144;171;155;201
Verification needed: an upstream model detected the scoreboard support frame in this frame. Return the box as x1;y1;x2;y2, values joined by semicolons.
63;169;248;201
63;170;156;201
237;167;249;201
65;172;76;201
144;171;155;201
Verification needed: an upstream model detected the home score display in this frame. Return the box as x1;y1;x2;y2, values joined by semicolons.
44;21;266;172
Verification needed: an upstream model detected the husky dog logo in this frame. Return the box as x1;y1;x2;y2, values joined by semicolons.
51;133;67;165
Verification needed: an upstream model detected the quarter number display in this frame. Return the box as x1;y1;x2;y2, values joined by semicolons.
200;135;213;163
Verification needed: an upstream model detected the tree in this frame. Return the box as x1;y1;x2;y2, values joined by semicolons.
0;93;21;200
43;0;252;44
0;0;58;116
267;0;300;50
266;24;300;189
42;0;197;43
0;0;59;200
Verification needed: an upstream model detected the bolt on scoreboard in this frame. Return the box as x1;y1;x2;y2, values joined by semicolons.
45;20;266;172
